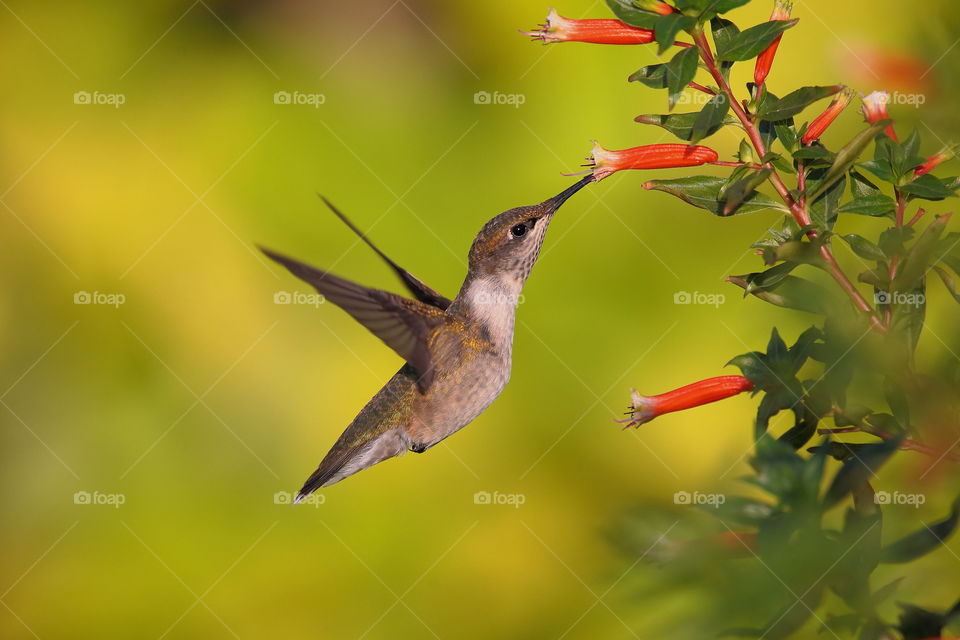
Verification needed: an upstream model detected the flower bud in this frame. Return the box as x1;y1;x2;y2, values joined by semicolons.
753;1;793;87
635;0;675;14
801;87;853;144
915;144;957;177
861;91;899;141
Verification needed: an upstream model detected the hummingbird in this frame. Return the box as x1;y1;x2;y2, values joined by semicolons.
261;175;592;502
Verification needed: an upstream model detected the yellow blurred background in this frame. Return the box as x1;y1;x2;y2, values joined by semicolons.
2;1;958;637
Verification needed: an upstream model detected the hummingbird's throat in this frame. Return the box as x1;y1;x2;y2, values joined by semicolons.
460;275;523;350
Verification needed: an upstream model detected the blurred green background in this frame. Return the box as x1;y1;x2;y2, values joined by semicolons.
2;1;958;637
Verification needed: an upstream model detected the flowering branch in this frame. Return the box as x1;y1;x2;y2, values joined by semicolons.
690;28;884;331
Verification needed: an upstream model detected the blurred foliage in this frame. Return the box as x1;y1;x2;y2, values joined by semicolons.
1;0;959;638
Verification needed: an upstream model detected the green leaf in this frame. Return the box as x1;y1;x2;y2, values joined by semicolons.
709;16;739;50
635;111;739;141
823;437;901;509
791;146;834;165
850;170;881;198
673;0;710;10
933;265;960;303
728;352;770;387
842;234;887;261
809;120;889;201
741;261;798;289
708;0;752;13
727;275;832;314
644;175;789;215
779;406;819;449
666;46;700;110
759;85;843;121
767;152;795;174
605;0;660;28
691;93;731;142
774;122;798;153
749;433;806;497
807;171;845;232
655;13;695;54
807;441;873;462
895;213;952;291
897;605;944;640
837;192;896;217
723;169;771;215
716;18;798;62
878;225;915;258
880;497;960;563
628;64;669;89
870;577;905;606
788;326;822;370
900;173;956;200
766;327;788;362
795;432;828;492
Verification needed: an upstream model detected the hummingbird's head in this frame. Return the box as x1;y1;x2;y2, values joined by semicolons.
466;176;592;284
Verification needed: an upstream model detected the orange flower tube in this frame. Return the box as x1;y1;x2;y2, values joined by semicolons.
588;143;719;181
523;8;655;44
624;376;754;427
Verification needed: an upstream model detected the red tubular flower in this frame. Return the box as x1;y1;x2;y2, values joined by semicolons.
522;8;654;45
915;145;957;177
801;87;853;144
624;375;754;427
588;142;719;181
753;0;793;87
861;91;899;141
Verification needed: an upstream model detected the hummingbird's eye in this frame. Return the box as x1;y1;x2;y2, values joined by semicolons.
509;223;527;238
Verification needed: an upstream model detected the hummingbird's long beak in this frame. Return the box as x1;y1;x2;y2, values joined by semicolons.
542;175;593;214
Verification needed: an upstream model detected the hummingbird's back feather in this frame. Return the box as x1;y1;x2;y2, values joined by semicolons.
319;196;452;310
259;247;448;392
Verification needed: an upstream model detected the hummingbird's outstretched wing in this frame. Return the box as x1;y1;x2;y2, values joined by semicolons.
260;247;447;392
320;196;452;310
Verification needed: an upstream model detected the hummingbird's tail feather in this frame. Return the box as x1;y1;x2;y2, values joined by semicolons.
294;428;408;501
